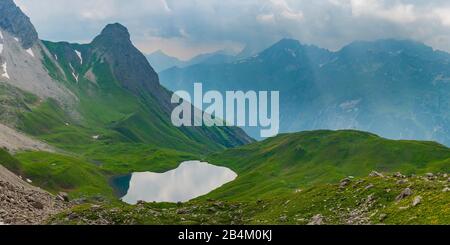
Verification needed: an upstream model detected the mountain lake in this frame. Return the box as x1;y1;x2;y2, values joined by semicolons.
111;161;237;204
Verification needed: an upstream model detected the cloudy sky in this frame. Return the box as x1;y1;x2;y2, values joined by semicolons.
15;0;450;60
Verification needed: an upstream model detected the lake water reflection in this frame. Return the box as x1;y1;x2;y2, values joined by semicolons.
114;161;237;204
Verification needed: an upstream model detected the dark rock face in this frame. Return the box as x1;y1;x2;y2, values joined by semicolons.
0;0;38;49
91;23;160;96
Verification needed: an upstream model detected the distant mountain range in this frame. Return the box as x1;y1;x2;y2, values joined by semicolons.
160;38;450;146
146;50;236;72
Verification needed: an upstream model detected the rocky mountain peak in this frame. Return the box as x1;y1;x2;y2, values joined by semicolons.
92;23;131;47
90;23;161;97
0;0;38;49
275;38;302;47
256;38;331;65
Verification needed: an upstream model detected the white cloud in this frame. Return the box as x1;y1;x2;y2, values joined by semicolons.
161;0;172;12
266;0;304;22
80;2;117;20
257;14;275;23
13;0;450;59
350;0;417;24
433;8;450;27
281;10;304;21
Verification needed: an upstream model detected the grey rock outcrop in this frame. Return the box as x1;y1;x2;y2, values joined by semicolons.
0;165;68;224
0;0;38;49
308;214;324;225
412;196;422;207
395;188;412;201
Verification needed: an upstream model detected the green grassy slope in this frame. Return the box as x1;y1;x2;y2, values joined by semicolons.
14;151;113;198
49;172;450;225
0;83;39;127
43;130;450;225
8;146;198;199
1;145;197;199
205;130;450;200
2;149;112;199
0;148;22;174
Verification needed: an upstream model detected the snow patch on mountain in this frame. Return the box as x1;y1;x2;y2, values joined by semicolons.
69;63;79;82
285;48;297;57
25;48;34;57
75;50;82;64
1;62;9;79
72;73;79;82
